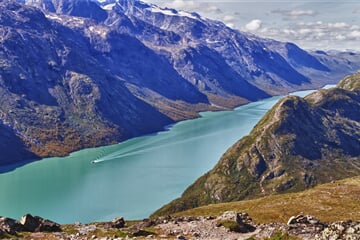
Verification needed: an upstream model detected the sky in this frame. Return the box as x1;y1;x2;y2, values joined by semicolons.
142;0;360;51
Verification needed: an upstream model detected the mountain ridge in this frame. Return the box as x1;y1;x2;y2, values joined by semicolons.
153;73;360;216
0;0;359;166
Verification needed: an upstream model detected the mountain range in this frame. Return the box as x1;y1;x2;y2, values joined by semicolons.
153;73;360;216
1;0;360;166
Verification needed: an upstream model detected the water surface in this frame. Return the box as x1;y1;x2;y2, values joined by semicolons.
0;89;320;223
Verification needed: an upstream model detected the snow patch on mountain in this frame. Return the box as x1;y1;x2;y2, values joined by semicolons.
149;5;200;20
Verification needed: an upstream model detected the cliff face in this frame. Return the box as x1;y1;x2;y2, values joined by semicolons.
1;0;360;165
154;73;360;216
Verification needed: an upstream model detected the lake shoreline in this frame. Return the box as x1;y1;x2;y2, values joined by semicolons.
0;83;336;174
0;85;336;224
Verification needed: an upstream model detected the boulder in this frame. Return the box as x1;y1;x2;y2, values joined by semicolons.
287;215;325;238
111;217;125;229
138;218;155;228
287;215;321;226
20;214;42;232
38;218;62;232
218;211;256;233
0;217;25;235
219;211;253;224
19;214;60;232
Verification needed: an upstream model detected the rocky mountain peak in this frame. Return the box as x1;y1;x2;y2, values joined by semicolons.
25;0;108;22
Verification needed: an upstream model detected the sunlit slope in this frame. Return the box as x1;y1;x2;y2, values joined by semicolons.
154;73;360;216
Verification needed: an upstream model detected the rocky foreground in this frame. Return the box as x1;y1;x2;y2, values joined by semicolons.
1;211;359;240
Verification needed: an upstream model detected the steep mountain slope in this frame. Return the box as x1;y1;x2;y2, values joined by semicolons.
1;0;360;166
154;73;360;216
0;1;176;165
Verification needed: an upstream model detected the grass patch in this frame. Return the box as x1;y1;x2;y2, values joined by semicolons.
172;176;360;223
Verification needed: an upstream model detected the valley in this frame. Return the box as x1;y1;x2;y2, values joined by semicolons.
0;88;317;223
0;1;359;239
0;0;360;165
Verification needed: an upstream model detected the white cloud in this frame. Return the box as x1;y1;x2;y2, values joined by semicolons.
348;30;360;39
328;22;349;29
205;5;222;14
288;10;316;17
245;19;262;31
272;9;317;18
335;34;346;40
223;15;235;22
251;20;360;49
167;0;195;9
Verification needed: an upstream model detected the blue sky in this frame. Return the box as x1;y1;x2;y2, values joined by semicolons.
142;0;360;51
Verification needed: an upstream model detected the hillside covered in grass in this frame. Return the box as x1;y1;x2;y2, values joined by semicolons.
154;73;360;216
170;176;360;224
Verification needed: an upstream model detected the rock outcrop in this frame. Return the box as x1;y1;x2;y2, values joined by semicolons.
0;217;25;235
19;214;61;232
0;214;60;235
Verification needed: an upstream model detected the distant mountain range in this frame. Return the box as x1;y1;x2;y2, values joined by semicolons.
1;0;360;166
154;73;360;216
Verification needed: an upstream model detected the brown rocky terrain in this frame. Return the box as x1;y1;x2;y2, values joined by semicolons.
1;212;359;240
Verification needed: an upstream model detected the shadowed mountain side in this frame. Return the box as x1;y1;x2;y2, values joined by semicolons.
0;122;40;172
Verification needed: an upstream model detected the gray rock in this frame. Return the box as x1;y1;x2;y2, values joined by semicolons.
111;217;125;229
316;221;360;240
286;215;325;238
287;215;321;226
0;217;25;235
20;214;61;232
217;211;256;233
20;214;40;231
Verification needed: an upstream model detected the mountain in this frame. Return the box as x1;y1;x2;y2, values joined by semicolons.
153;73;360;216
1;0;360;167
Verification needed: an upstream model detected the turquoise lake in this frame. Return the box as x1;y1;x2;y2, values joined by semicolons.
0;89;321;224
